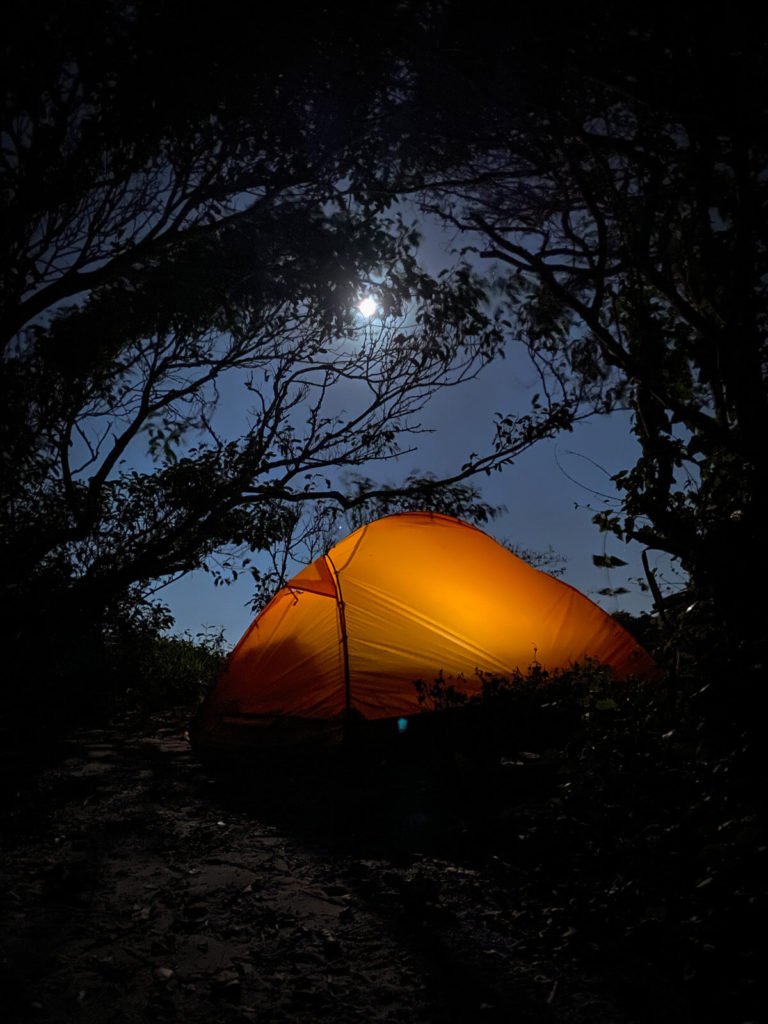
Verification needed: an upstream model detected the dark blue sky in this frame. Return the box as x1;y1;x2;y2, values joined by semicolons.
159;216;678;646
161;347;670;647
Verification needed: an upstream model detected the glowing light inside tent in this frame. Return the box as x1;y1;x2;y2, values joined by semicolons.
397;717;408;733
358;296;377;318
191;513;658;753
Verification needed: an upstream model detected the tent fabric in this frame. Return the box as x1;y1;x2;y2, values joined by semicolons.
192;512;655;749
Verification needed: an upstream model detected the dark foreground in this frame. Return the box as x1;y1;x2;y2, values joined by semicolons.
0;702;764;1023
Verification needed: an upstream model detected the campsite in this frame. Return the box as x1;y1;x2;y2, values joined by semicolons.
2;4;767;1022
1;519;763;1022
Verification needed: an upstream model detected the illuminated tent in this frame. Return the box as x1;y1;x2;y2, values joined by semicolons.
192;512;655;749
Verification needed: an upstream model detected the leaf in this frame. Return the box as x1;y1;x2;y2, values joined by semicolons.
592;554;628;568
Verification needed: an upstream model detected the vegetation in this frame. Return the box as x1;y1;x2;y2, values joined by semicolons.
2;8;764;1018
98;625;228;717
2;7;766;703
0;1;536;703
399;7;768;673
383;660;764;1023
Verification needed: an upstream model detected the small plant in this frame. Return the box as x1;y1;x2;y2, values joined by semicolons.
414;671;472;712
114;628;228;714
414;657;619;715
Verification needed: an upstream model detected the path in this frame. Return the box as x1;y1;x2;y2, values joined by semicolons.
1;711;620;1023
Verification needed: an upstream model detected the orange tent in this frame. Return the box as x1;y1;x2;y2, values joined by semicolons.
192;512;655;749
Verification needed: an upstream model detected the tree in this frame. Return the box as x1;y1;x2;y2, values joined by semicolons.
394;6;768;667
2;1;573;702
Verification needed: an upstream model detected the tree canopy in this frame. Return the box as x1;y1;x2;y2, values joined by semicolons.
3;2;767;693
0;1;549;686
394;6;768;665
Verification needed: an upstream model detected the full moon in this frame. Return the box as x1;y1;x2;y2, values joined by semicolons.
358;296;377;318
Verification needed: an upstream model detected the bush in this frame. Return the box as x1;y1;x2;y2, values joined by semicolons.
113;628;227;715
2;595;227;735
404;656;765;1023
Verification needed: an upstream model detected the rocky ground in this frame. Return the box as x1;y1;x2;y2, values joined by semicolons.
0;705;762;1023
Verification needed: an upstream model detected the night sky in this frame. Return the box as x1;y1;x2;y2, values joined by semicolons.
156;197;676;646
162;316;663;647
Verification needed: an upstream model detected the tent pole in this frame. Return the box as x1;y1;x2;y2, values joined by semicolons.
325;554;351;713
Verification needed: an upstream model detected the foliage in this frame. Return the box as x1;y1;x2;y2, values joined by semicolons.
113;628;228;714
1;0;572;698
503;542;566;577
414;657;620;716
5;2;767;704
395;656;765;1022
396;6;768;668
0;577;226;728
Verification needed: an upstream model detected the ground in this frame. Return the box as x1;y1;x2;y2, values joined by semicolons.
0;705;762;1023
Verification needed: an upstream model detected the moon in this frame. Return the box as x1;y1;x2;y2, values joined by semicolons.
358;296;377;318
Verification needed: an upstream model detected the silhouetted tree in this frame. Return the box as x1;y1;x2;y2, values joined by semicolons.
1;1;559;697
397;6;768;667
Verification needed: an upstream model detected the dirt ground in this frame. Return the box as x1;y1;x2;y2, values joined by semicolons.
0;708;700;1023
